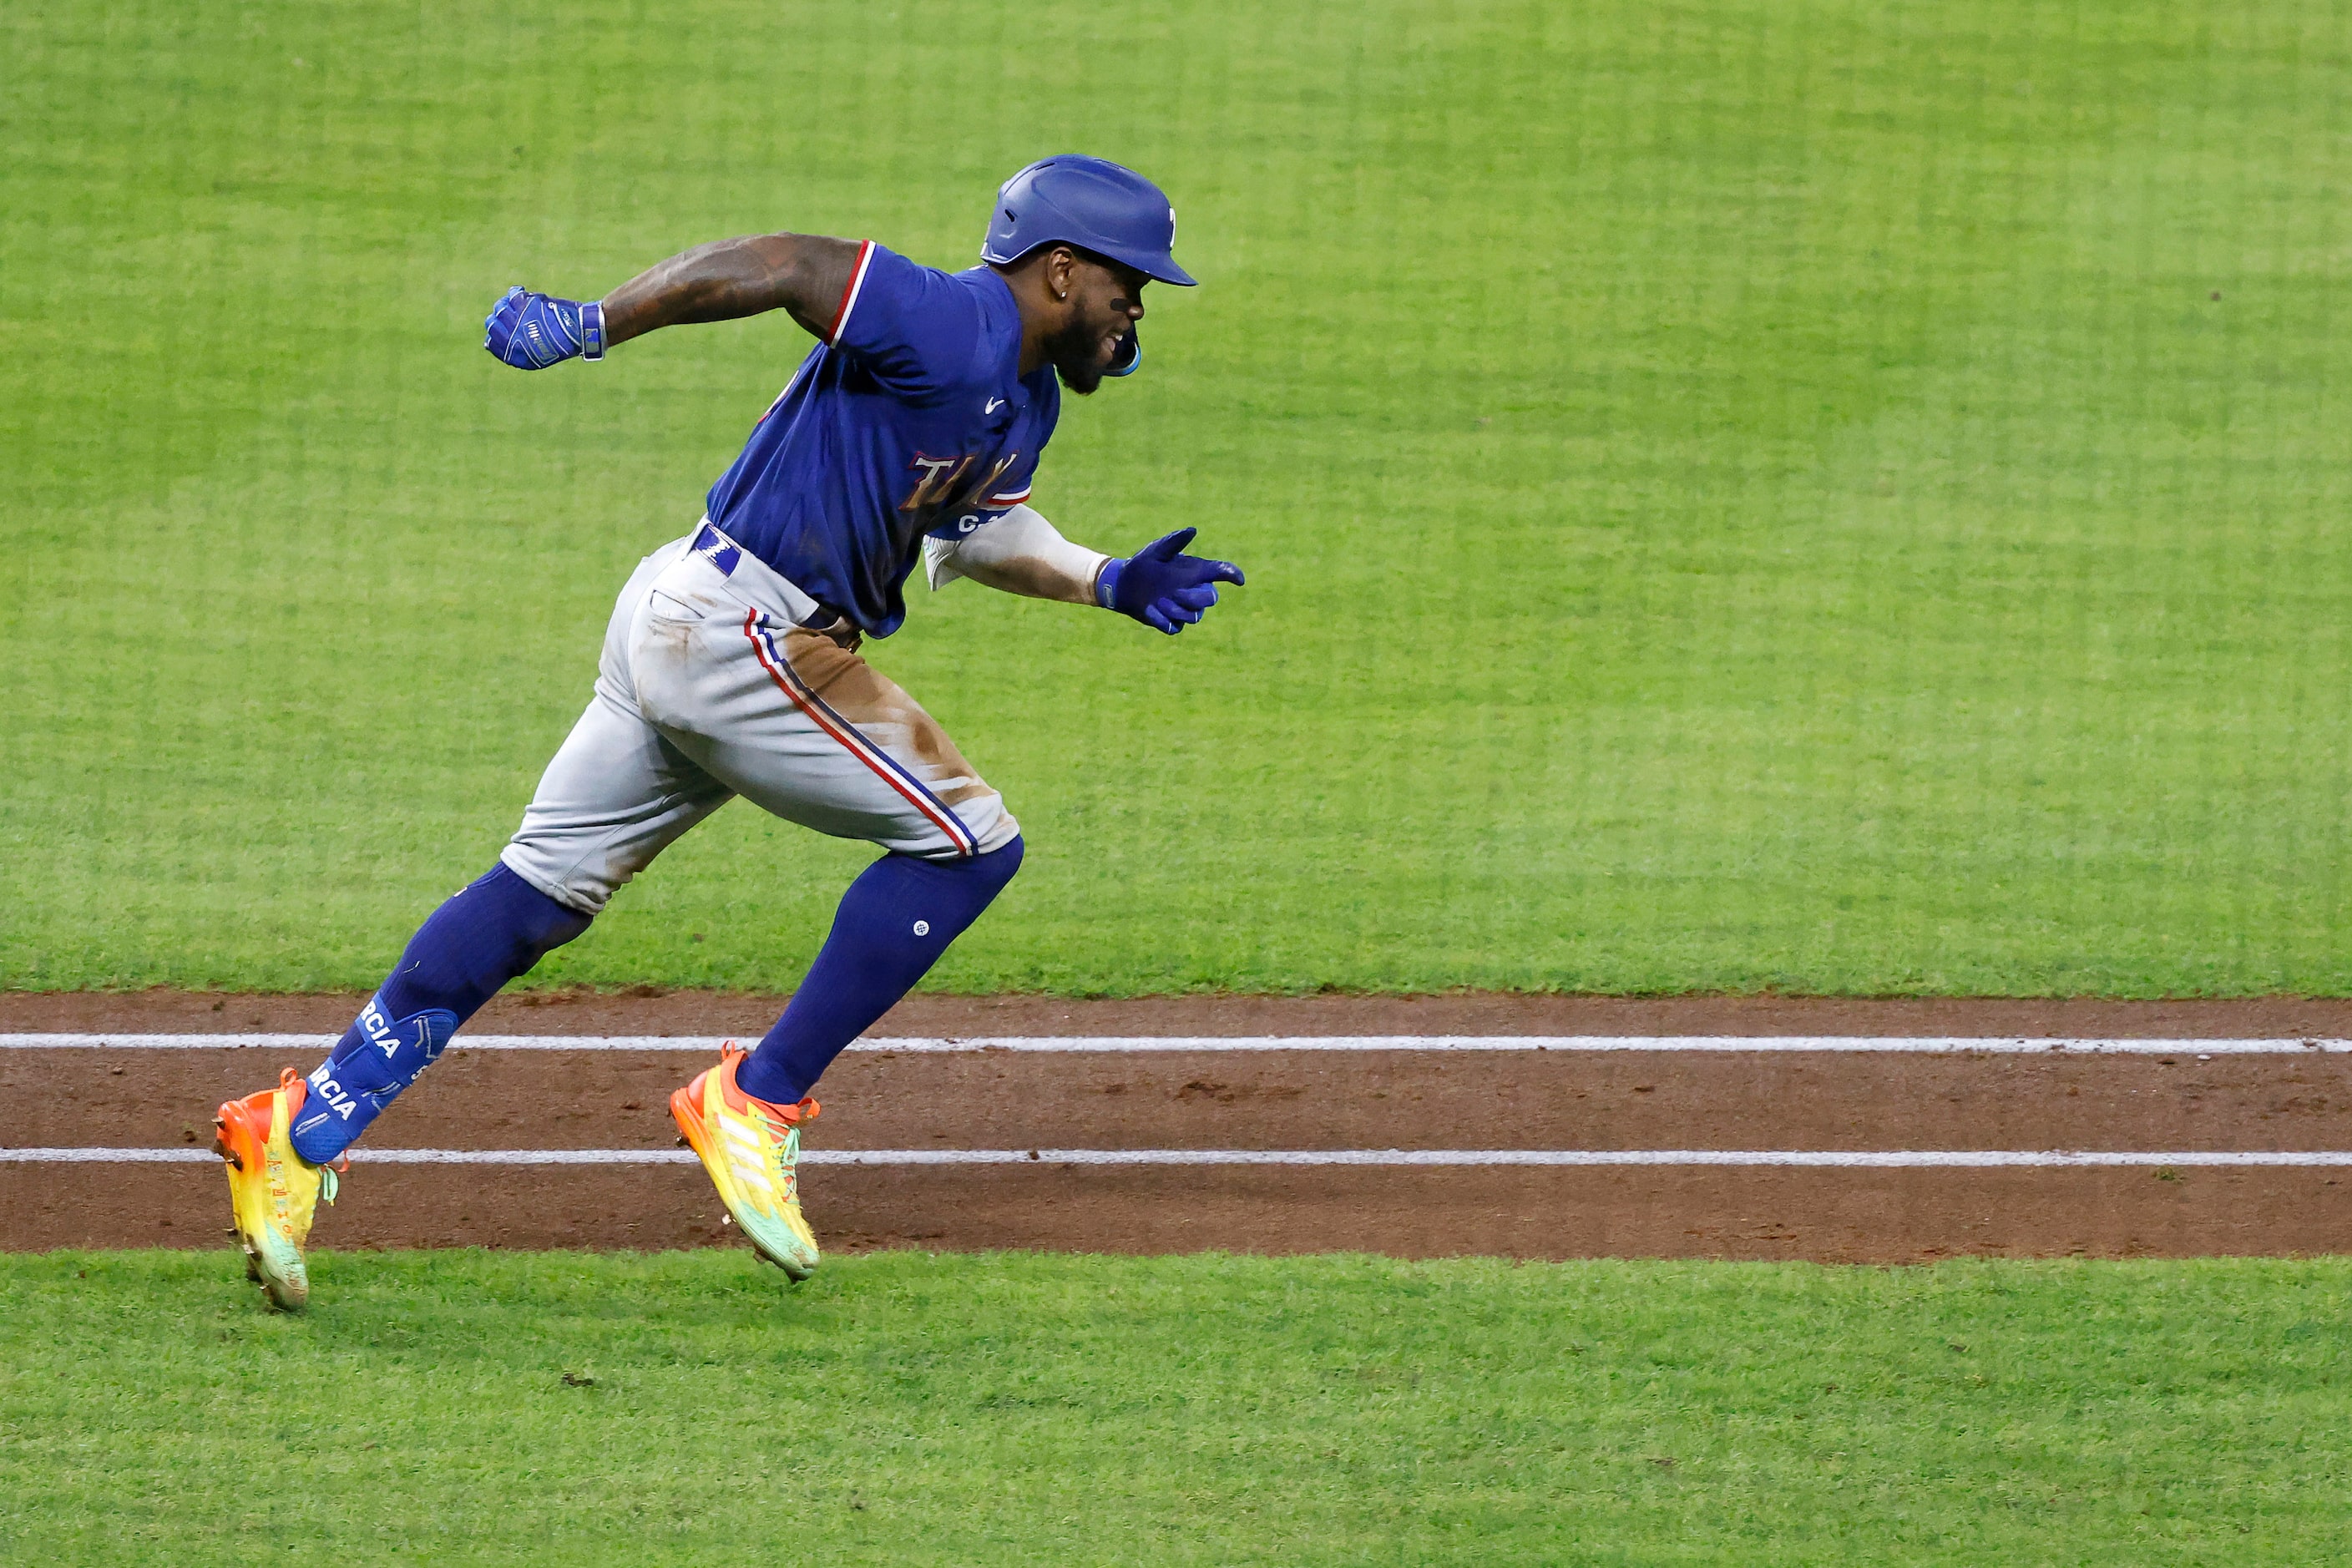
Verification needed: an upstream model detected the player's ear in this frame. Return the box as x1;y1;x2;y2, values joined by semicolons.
1045;245;1078;304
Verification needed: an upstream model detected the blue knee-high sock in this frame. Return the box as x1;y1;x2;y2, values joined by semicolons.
291;862;591;1162
738;837;1024;1105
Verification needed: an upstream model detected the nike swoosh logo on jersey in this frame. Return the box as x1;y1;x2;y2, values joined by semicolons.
984;397;1005;414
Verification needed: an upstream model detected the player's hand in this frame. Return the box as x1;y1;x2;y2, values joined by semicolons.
1098;527;1245;635
483;287;604;369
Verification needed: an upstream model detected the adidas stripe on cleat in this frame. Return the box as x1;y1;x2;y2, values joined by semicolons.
670;1043;822;1279
214;1067;342;1312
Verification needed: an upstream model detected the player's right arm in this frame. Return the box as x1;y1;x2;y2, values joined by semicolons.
599;235;863;346
482;235;863;368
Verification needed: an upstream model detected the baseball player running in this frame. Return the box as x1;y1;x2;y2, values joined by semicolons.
211;156;1241;1309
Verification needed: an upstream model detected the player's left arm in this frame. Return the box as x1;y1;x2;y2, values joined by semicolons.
926;507;1107;605
929;508;1244;634
481;234;863;368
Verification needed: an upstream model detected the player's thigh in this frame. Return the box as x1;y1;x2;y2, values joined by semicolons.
597;534;697;706
658;617;1017;861
502;680;734;913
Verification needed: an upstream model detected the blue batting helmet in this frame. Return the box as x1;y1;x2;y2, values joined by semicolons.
980;155;1196;288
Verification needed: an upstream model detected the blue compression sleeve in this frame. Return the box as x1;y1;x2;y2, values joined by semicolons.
736;837;1025;1105
291;862;591;1162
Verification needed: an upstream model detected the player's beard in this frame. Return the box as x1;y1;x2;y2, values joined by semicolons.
1045;316;1110;396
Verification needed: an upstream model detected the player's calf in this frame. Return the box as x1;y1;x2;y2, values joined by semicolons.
735;837;1024;1105
286;862;591;1163
290;994;458;1164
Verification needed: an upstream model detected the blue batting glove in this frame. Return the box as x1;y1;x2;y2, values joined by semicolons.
1097;527;1245;635
483;286;605;369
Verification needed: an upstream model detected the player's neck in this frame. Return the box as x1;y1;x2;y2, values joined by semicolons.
992;261;1055;377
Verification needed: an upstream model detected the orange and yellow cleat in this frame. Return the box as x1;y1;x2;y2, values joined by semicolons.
670;1043;822;1279
213;1067;341;1311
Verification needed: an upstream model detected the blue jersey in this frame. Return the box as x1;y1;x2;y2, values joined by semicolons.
703;241;1060;637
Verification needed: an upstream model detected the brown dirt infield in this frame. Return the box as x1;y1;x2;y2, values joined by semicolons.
14;988;2352;1037
9;990;2352;1262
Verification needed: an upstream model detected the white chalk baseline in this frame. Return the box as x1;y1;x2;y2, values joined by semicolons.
3;1034;2347;1054
8;1147;2352;1167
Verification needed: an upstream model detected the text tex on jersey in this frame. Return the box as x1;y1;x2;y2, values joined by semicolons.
702;240;1057;638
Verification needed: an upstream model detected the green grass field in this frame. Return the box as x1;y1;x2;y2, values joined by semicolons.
5;0;2348;996
1;1251;2344;1564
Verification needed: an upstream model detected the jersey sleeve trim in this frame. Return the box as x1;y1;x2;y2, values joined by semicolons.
823;240;878;344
